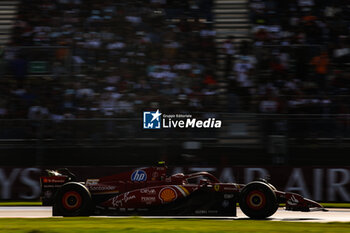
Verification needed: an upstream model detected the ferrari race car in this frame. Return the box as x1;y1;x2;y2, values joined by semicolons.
40;163;326;219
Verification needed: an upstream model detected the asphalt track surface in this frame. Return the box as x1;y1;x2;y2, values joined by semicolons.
0;207;349;222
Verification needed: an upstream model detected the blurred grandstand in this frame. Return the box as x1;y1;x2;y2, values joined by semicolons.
0;0;349;166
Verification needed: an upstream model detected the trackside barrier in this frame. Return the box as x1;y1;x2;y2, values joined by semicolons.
0;166;349;202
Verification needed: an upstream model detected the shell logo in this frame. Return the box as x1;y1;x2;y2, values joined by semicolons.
159;187;177;203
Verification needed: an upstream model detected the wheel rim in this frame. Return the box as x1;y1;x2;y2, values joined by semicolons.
62;191;82;211
246;190;266;210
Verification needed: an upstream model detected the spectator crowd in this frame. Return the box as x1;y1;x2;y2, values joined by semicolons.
1;0;216;119
245;0;350;137
0;0;349;128
221;0;350;117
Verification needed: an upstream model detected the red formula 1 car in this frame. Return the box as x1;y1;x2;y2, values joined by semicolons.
40;163;326;219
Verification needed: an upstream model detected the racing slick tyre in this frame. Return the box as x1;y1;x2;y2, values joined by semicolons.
239;181;278;219
53;182;92;216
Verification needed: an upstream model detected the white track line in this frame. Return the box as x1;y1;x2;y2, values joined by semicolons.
0;207;349;222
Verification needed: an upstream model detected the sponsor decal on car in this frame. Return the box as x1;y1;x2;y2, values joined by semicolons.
88;185;116;191
131;170;147;181
224;194;234;199
214;184;220;191
44;190;53;198
159;187;177;203
86;179;99;185
111;197;121;207
152;172;159;178
140;188;156;195
222;200;230;208
112;192;136;207
141;196;156;204
42;177;66;183
195;210;219;214
124;194;136;203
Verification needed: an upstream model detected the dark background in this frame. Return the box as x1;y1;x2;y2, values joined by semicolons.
0;0;349;200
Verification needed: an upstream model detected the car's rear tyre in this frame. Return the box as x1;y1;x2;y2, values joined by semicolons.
239;181;278;219
53;182;92;216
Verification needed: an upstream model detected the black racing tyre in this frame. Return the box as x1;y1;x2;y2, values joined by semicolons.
53;182;92;216
239;181;278;219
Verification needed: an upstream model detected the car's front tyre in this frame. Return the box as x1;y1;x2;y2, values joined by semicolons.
239;181;278;219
